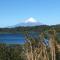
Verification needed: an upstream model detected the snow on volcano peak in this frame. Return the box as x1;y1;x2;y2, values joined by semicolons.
9;17;44;27
25;17;37;23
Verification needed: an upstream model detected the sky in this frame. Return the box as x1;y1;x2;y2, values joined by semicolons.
0;0;60;27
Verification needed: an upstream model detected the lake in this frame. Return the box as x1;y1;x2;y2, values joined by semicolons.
0;33;48;45
0;34;25;44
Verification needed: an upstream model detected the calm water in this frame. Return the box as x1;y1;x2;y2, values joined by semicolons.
0;33;48;45
0;34;25;44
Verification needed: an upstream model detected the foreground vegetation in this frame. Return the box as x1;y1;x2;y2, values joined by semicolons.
0;44;24;60
0;28;60;60
24;29;60;60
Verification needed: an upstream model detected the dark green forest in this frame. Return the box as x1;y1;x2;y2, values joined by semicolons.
0;24;60;33
0;44;24;60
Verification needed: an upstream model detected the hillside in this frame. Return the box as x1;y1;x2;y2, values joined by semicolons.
0;24;60;33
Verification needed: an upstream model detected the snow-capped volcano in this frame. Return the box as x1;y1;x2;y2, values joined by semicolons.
25;17;37;23
10;17;44;27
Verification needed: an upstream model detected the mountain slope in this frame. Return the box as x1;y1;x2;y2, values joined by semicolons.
14;17;44;27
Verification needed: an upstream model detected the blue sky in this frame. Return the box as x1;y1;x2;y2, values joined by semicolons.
0;0;60;27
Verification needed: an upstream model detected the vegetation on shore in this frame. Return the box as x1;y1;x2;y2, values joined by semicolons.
0;24;60;33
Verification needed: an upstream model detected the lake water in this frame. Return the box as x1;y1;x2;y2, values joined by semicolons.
0;34;25;44
0;33;48;45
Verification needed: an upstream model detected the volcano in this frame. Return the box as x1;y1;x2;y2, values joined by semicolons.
14;17;44;27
